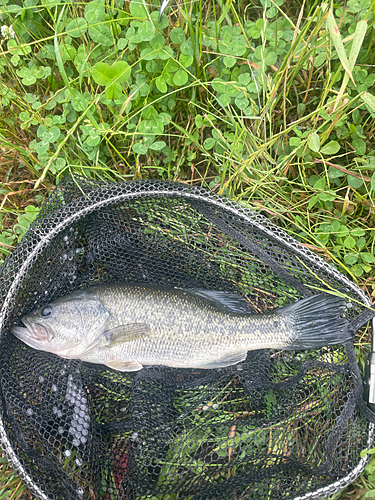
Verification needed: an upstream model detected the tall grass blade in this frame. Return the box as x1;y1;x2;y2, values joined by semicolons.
332;20;368;112
361;91;375;112
326;9;354;84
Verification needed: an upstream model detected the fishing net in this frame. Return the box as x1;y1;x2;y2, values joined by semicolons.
0;177;374;500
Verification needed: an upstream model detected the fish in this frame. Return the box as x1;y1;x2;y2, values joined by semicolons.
11;283;353;372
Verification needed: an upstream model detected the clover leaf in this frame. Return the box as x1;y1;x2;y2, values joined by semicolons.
30;125;61;156
138;20;155;41
85;0;105;23
37;124;60;143
140;35;173;61
173;69;188;86
180;39;194;56
129;0;148;19
179;54;193;68
170;28;185;44
211;78;241;108
91;61;131;100
16;65;45;85
155;75;168;93
16;206;39;238
149;141;166;151
223;56;236;68
81;124;101;147
49;157;67;174
85;0;113;46
66;17;88;38
88;24;113;46
254;46;277;66
133;142;148;154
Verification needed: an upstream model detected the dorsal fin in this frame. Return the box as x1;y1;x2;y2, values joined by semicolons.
181;289;252;314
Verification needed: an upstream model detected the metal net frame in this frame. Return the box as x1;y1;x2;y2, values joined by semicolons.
0;177;373;500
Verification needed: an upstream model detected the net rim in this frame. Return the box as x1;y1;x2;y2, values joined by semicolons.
295;421;374;499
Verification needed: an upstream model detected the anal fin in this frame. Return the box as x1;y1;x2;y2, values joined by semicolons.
105;360;143;372
194;351;248;369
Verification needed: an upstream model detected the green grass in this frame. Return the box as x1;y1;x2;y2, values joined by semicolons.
0;0;374;497
0;455;34;499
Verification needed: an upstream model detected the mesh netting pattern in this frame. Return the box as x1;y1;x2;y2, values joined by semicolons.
0;177;373;500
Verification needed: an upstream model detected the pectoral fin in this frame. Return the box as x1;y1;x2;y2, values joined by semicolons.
194;351;248;369
102;323;151;346
105;360;143;372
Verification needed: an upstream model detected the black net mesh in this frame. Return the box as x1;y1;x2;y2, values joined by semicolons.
0;177;373;500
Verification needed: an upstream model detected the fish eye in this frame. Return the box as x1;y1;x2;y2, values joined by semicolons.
41;307;52;318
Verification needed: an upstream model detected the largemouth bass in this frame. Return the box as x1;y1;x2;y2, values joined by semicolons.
12;284;352;372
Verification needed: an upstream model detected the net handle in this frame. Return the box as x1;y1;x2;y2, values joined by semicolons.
364;318;375;412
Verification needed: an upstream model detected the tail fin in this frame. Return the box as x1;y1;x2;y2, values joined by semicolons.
280;293;353;350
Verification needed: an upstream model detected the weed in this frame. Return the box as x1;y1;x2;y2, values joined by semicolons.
0;454;35;499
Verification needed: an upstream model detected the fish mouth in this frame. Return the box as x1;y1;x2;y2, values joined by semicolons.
11;318;50;349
